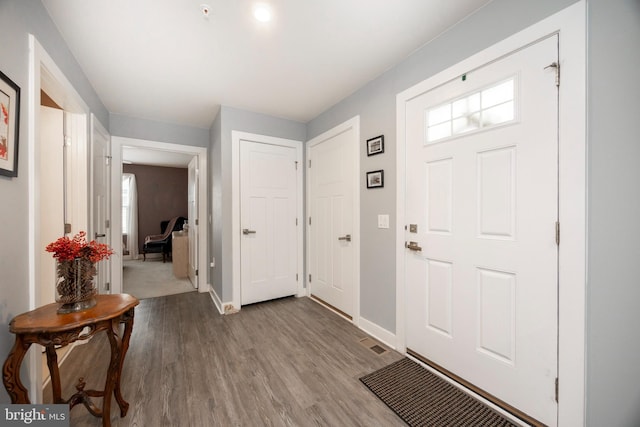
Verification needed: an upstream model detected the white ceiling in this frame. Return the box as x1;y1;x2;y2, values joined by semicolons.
121;146;194;168
42;0;493;129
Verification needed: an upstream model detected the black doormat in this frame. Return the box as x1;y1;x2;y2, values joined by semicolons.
360;358;519;427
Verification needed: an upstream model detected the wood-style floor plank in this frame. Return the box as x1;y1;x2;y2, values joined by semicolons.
44;293;404;426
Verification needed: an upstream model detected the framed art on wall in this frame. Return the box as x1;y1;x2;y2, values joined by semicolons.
0;70;20;177
366;170;384;189
366;135;384;156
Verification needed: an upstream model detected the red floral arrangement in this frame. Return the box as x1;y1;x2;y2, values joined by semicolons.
46;231;114;263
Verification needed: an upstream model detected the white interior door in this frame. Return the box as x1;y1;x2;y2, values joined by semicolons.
91;116;111;294
405;36;559;425
308;123;357;317
240;140;298;305
39;106;64;306
188;156;199;288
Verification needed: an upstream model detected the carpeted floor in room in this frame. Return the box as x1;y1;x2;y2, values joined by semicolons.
123;258;195;300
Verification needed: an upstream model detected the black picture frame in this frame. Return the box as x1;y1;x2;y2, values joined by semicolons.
0;70;20;177
366;135;384;156
366;170;384;189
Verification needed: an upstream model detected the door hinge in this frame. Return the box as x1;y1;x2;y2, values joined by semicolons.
105;219;110;229
105;155;112;166
296;218;298;226
545;62;560;87
64;223;72;234
308;159;311;168
309;217;312;226
555;221;560;246
555;377;559;402
295;161;298;170
296;273;299;281
309;274;312;283
196;269;199;276
195;219;199;226
105;282;110;291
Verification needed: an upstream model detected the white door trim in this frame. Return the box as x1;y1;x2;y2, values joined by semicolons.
110;137;209;295
305;116;361;325
395;2;585;426
28;35;91;403
231;131;304;311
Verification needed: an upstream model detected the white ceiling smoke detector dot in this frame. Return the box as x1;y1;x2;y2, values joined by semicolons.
200;4;211;18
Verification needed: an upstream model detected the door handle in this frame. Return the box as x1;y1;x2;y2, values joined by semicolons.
242;229;256;235
405;241;422;252
95;232;106;238
338;234;351;242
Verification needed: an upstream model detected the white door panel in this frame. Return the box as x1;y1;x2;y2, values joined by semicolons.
308;125;356;316
405;36;558;425
188;156;198;288
91;116;111;294
240;140;298;305
39;106;64;305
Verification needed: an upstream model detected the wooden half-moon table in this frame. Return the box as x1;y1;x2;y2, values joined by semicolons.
2;294;139;427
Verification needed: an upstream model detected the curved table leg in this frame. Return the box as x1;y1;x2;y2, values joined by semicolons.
102;318;124;427
2;335;31;404
114;308;134;417
45;344;65;404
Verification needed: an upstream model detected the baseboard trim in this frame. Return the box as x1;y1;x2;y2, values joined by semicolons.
358;316;397;350
209;289;224;314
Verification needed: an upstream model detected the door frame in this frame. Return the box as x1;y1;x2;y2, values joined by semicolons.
90;114;111;294
305;116;361;325
231;131;304;311
110;137;209;295
396;2;585;425
28;35;90;403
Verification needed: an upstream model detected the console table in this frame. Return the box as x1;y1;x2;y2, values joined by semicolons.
2;294;139;427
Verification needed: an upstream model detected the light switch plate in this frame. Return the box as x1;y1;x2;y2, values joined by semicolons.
378;214;390;229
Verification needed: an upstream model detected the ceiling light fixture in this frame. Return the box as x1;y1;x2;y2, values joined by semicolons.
253;4;272;23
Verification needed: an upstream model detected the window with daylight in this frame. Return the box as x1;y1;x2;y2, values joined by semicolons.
122;176;130;233
426;77;516;143
122;173;138;258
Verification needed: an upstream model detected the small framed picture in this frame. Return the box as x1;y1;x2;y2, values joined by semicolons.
0;70;20;177
366;135;384;156
366;170;384;189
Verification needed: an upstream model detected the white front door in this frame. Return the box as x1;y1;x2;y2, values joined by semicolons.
405;36;558;425
91;115;111;294
188;156;199;288
308;119;358;318
240;140;298;305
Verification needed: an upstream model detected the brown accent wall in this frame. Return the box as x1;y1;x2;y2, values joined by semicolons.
123;164;188;252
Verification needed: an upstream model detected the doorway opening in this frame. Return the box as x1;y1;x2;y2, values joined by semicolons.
110;137;208;299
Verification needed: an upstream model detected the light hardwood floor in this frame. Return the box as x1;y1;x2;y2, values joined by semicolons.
44;293;405;426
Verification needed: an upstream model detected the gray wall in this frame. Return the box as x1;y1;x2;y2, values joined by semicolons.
0;0;108;402
209;111;222;297
586;1;640;425
110;113;209;147
122;164;188;252
210;106;306;303
307;0;579;334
